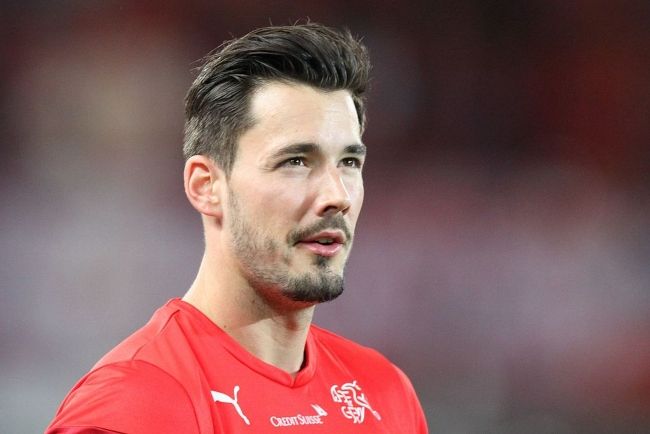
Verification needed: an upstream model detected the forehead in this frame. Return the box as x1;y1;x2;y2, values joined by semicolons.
242;81;361;149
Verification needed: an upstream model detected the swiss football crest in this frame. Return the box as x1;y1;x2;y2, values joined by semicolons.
330;380;381;424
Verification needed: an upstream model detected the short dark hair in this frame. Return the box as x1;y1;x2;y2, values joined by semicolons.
183;22;371;174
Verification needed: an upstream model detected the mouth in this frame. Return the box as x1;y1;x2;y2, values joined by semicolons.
296;231;346;257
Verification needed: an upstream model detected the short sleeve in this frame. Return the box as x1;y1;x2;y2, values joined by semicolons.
46;360;200;434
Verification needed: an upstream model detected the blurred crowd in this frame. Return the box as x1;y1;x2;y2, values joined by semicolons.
1;1;648;433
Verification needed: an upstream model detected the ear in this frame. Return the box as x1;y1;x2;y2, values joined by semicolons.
184;155;224;217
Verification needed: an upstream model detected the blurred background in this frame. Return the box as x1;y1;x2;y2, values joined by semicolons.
1;1;649;433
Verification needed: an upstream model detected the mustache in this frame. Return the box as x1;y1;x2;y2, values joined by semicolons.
288;215;352;245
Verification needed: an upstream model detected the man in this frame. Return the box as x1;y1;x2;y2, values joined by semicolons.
46;23;428;433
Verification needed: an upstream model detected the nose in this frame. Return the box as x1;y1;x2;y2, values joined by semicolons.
315;166;352;217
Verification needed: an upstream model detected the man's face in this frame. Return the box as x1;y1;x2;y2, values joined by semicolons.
223;82;365;305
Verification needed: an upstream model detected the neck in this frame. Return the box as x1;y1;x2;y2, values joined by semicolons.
183;252;315;375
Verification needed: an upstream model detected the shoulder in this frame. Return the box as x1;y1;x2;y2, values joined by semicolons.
93;301;185;367
47;360;200;434
310;325;378;355
311;325;393;366
310;325;406;383
47;300;208;434
311;326;428;432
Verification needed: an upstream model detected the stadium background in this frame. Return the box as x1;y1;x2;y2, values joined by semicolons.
1;1;648;432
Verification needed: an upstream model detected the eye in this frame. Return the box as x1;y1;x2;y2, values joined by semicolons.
340;157;362;168
282;157;307;167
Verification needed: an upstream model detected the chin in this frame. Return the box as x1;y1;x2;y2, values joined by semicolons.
278;261;345;303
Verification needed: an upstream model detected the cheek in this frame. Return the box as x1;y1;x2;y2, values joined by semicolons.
355;181;364;205
341;178;364;231
347;177;364;208
245;180;309;226
352;189;364;224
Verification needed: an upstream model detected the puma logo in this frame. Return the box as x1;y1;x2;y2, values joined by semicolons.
211;385;251;425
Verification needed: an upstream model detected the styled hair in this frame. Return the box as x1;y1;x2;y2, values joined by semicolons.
183;22;371;174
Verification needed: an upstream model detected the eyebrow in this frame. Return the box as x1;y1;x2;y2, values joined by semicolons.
343;144;367;156
269;142;367;160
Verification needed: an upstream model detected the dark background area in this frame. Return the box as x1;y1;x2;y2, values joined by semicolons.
1;1;648;433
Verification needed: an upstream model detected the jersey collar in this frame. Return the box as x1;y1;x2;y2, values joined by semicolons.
171;298;317;388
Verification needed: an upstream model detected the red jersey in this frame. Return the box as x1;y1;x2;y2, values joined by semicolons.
46;299;428;433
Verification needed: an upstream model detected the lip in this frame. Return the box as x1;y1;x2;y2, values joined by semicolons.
300;231;346;244
297;230;346;257
298;241;343;257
